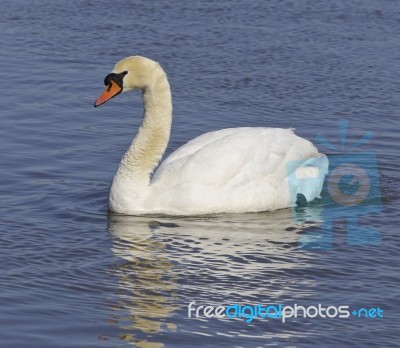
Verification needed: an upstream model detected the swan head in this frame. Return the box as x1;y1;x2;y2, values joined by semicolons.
94;56;159;107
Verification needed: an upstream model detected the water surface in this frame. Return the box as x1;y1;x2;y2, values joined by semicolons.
0;0;399;347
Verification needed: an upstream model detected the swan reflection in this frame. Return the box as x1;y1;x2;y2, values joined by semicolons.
108;216;178;347
107;206;324;345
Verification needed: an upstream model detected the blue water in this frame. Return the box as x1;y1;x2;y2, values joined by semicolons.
1;0;399;347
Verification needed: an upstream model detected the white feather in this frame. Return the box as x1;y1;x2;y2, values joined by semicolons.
98;56;328;215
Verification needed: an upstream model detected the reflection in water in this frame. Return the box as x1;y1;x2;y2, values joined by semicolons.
108;218;178;347
107;206;324;345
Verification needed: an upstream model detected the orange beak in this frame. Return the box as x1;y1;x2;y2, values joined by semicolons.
94;80;122;107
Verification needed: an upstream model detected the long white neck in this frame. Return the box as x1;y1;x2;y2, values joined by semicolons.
110;64;172;209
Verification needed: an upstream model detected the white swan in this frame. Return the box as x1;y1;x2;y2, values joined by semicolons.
94;56;328;215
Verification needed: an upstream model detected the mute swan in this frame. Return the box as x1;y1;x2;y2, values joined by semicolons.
94;56;328;215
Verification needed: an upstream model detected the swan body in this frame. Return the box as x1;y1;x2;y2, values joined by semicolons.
94;56;328;215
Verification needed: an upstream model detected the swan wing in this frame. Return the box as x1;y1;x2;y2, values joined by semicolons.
149;128;326;213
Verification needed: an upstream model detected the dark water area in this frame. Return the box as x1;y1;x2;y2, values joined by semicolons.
0;0;399;347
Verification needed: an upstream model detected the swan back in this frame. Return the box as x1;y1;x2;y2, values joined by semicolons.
146;127;328;215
